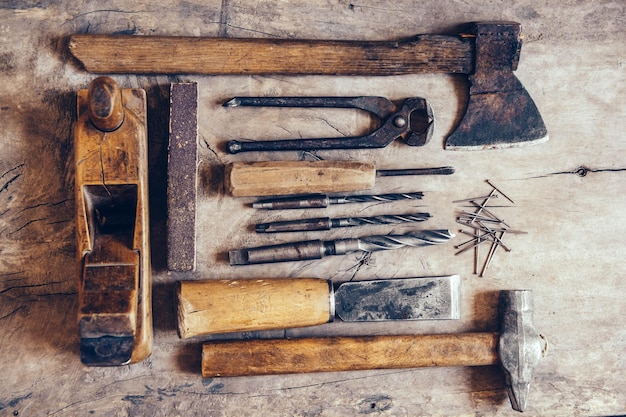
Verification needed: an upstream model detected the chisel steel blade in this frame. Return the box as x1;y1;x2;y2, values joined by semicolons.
334;275;460;321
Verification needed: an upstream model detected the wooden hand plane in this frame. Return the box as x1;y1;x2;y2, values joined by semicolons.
75;76;152;365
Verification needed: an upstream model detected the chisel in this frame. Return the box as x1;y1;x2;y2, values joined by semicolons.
177;275;460;338
224;160;454;197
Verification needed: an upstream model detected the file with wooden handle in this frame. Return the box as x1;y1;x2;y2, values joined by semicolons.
224;160;453;197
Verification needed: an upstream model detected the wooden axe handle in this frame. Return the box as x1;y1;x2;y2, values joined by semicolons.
201;333;499;377
68;34;473;75
224;160;376;197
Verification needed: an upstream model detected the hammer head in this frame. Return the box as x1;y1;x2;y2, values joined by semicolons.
445;22;548;150
498;290;546;412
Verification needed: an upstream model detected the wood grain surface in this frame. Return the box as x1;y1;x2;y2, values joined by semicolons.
202;333;500;377
224;160;377;196
0;1;624;416
68;34;474;75
177;278;332;338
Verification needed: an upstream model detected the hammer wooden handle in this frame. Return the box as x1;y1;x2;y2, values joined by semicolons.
69;35;473;75
225;160;376;197
201;333;499;377
177;279;333;338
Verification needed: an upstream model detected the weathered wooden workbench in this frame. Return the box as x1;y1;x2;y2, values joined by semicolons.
1;1;624;416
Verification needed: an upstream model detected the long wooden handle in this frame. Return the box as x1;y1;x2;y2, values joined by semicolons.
68;34;473;75
177;279;333;338
224;160;376;197
201;333;499;377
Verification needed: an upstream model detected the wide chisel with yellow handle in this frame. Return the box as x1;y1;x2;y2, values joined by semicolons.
225;160;454;197
177;275;460;338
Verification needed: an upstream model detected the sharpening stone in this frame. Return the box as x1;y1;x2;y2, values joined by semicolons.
167;82;198;271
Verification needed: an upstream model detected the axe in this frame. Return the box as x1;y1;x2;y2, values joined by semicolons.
68;21;548;149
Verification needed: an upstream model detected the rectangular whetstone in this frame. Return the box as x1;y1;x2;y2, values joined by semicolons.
167;82;198;271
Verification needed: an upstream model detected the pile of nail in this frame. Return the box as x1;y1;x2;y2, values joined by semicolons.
453;180;526;277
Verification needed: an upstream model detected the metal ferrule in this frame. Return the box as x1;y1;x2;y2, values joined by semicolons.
229;240;327;265
256;217;332;233
253;195;330;210
331;238;362;255
327;280;335;323
332;218;356;228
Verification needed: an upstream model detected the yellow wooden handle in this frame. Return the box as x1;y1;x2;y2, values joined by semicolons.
224;160;376;197
177;279;333;338
202;333;499;377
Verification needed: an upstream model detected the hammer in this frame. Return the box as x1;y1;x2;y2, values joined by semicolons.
201;290;546;412
68;21;548;149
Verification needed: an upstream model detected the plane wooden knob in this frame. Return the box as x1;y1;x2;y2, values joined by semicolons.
87;76;125;131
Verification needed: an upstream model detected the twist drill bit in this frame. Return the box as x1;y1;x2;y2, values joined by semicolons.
253;192;424;210
256;212;431;233
229;230;454;265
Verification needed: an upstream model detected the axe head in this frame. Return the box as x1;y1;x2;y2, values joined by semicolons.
445;22;548;150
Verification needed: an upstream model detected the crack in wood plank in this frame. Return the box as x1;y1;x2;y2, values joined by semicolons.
0;172;22;193
0;305;25;320
0;392;32;411
6;217;48;236
531;165;626;178
0;281;68;295
18;198;71;212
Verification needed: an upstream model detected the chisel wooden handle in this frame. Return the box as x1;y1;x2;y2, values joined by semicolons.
177;279;333;338
68;35;473;75
201;333;499;377
224;160;376;197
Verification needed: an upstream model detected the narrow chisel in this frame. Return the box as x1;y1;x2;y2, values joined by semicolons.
177;275;460;338
225;160;453;197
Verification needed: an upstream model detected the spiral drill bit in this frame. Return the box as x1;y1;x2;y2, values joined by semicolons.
252;192;424;210
350;230;453;252
256;212;431;233
229;230;454;265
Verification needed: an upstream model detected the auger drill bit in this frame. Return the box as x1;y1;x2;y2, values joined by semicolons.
229;230;454;265
256;212;431;233
252;192;424;210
